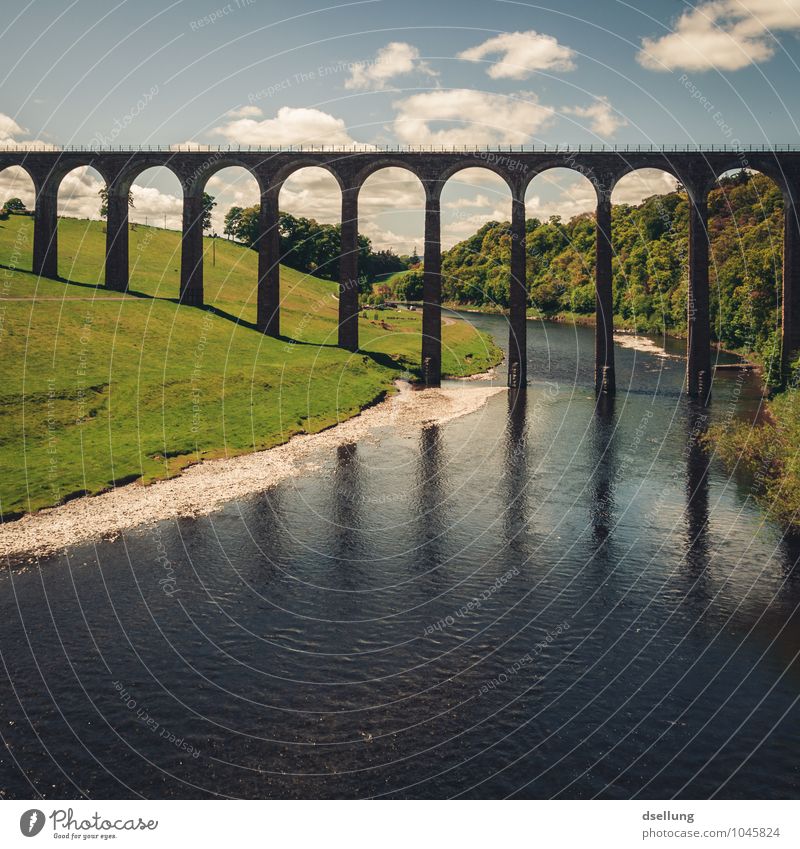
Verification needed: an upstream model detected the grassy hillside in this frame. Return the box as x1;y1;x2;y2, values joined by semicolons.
0;216;501;517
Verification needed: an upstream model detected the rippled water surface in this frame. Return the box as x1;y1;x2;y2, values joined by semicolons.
1;315;799;799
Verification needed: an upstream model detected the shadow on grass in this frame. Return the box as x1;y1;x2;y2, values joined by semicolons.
6;267;419;377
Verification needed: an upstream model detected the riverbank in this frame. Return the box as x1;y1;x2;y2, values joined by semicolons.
0;216;502;518
0;381;506;559
708;381;800;529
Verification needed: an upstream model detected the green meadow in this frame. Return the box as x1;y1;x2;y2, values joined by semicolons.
0;216;502;517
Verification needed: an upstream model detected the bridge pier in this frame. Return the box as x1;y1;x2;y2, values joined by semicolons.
508;195;527;388
33;189;58;279
180;192;204;306
339;186;359;351
105;189;129;292
783;196;800;378
595;193;615;395
258;188;280;336
687;195;711;400
422;188;442;386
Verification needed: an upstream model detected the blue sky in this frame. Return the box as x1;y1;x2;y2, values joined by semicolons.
2;0;799;249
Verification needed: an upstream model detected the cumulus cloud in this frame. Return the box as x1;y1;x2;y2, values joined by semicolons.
458;30;576;78
345;42;437;90
128;184;183;229
0;110;57;150
213;105;364;147
562;96;627;136
393;89;556;146
526;173;597;221
611;169;680;204
0;114;26;143
0;166;36;209
443;194;494;210
637;0;800;72
225;105;264;119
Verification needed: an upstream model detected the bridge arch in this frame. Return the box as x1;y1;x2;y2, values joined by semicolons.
0;164;36;272
192;156;266;197
436;166;520;385
113;158;184;197
358;165;424;290
710;167;785;370
609;168;687;367
124;166;184;298
56;164;107;283
525;166;599;312
196;165;260;320
353;158;426;194
270;159;344;194
357;166;426;362
436;159;517;197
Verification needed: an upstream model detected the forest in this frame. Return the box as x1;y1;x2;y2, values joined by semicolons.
432;171;785;375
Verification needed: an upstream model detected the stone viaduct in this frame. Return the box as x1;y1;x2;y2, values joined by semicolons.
3;145;800;398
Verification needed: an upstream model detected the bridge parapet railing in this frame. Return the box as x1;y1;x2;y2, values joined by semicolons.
2;144;800;155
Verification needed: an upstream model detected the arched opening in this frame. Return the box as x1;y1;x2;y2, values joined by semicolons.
522;167;599;388
610;168;685;340
126;167;184;298
56;165;106;284
440;167;512;311
275;166;342;343
710;167;784;380
199;166;260;319
358;167;424;303
356;166;425;369
524;168;598;320
436;167;516;385
0;166;35;273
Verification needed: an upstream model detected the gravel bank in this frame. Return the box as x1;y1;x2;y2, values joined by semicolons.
0;382;505;559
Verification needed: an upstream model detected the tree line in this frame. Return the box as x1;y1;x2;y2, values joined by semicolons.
223;205;409;287
382;170;784;377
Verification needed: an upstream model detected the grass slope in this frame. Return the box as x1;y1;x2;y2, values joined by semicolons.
0;216;502;517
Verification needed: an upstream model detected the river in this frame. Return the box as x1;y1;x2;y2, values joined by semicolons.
1;313;798;799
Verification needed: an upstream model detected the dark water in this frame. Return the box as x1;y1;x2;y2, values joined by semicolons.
2;314;799;800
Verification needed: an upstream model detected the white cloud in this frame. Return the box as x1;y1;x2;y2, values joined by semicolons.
0;114;26;143
458;30;576;78
562;96;627;136
169;140;214;150
225;105;264;119
0;166;35;209
392;89;556;146
0;110;57;149
611;169;680;204
279;167;342;222
443;194;493;210
57;167;105;218
345;42;437;90
525;170;597;221
214;105;364;147
638;0;800;72
441;207;511;248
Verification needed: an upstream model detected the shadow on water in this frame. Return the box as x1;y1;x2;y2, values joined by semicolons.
685;403;711;580
502;388;530;559
413;425;449;573
329;442;365;578
589;393;618;549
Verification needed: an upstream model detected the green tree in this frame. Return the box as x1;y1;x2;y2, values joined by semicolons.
3;197;26;214
201;192;216;233
223;206;244;240
98;187;134;219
